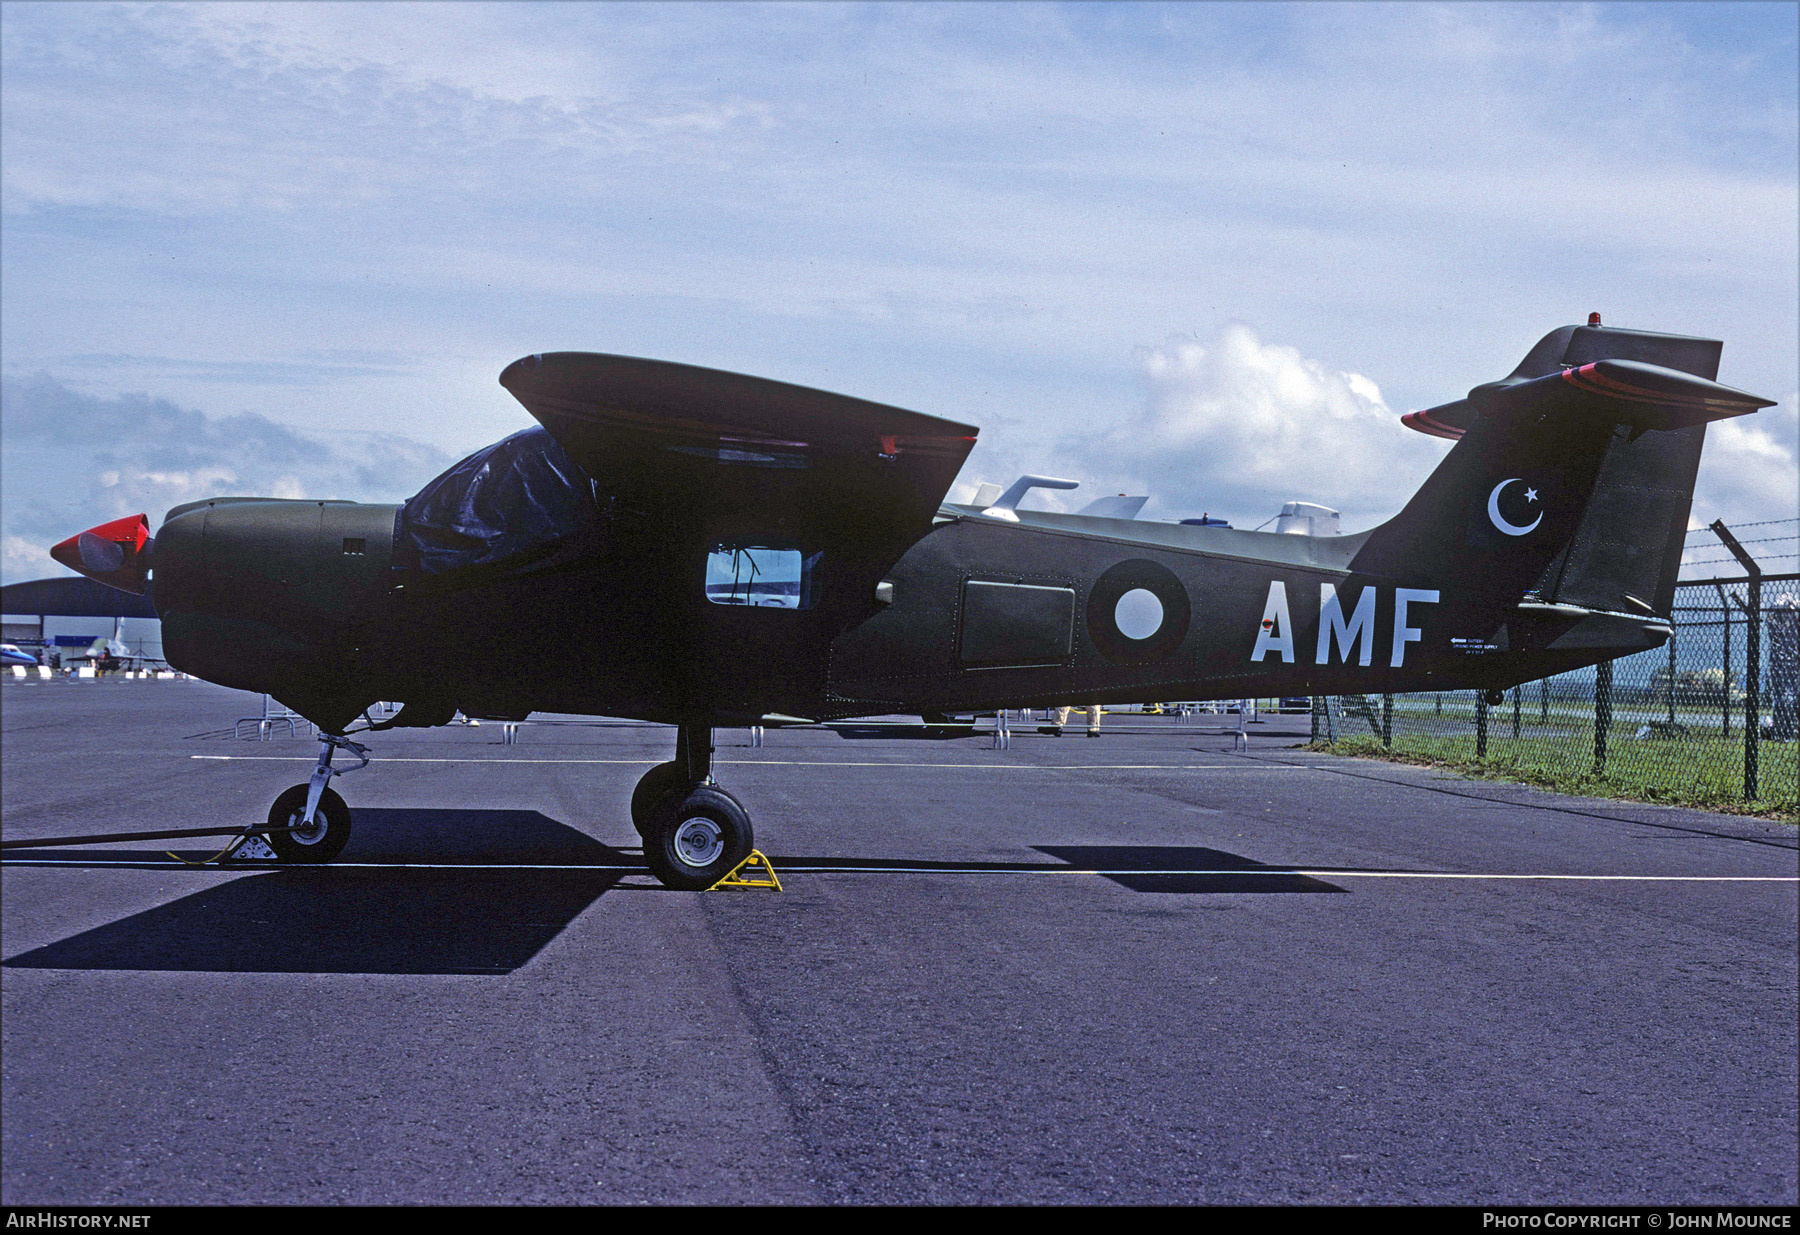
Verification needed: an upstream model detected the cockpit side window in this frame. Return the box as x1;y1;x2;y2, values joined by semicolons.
705;543;820;609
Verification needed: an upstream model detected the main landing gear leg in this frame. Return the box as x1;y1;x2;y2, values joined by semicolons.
633;721;754;891
628;722;714;835
266;733;367;864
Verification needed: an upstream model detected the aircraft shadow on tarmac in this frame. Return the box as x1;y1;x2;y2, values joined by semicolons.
1;809;631;976
1033;846;1348;894
1;824;1348;975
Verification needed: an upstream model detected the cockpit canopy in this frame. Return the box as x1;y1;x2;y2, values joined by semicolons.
396;427;599;579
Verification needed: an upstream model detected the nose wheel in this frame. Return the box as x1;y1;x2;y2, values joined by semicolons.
631;723;755;890
266;783;352;863
264;731;367;864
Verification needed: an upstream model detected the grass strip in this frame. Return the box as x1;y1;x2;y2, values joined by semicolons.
1303;735;1798;821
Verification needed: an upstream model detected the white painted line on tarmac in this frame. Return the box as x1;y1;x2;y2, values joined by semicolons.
2;857;1792;882
187;756;1316;770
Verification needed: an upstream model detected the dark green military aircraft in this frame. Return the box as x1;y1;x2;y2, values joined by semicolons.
47;319;1777;887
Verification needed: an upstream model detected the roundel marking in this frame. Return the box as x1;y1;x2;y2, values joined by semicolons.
1114;588;1164;640
1487;478;1542;536
1087;559;1191;665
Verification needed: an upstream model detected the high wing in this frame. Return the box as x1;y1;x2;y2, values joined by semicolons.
498;352;978;594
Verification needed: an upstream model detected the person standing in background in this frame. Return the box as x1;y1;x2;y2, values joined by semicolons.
1043;704;1103;736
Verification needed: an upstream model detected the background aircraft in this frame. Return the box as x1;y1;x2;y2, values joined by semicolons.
45;320;1776;887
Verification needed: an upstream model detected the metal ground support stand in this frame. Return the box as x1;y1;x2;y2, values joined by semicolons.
991;709;1011;750
502;721;521;745
303;733;371;826
234;693;314;741
749;724;765;748
1176;704;1249;750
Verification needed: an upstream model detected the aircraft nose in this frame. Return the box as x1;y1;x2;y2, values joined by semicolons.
49;514;152;594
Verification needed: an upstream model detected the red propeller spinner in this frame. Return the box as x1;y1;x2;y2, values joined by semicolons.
49;513;153;594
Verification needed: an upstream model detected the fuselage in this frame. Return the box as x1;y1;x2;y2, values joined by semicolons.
106;323;1779;735
148;495;1666;733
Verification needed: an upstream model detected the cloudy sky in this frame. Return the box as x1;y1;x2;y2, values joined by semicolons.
3;0;1795;585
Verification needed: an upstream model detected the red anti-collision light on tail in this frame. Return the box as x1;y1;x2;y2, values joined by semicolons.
49;513;152;594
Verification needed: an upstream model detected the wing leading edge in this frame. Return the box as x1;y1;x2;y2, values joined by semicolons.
500;352;977;536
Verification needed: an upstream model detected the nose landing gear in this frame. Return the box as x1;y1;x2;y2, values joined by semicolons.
265;732;367;863
630;722;755;890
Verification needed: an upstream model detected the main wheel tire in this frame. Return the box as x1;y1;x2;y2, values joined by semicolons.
265;784;352;864
642;785;754;891
630;761;692;836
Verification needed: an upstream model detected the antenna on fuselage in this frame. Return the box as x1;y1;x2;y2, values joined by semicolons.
980;475;1080;522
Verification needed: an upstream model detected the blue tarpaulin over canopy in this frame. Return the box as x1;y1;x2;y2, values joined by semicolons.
397;427;599;577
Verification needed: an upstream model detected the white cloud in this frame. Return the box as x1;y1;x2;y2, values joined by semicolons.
1682;391;1800;575
0;1;1791;502
1703;410;1799;512
0;375;452;584
1070;325;1449;530
3;534;72;586
92;465;240;525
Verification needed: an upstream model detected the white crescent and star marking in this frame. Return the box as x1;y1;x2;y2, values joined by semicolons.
1486;478;1542;536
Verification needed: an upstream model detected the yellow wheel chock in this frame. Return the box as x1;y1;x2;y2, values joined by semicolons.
708;849;783;892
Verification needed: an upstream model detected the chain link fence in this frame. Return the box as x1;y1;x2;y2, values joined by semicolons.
1308;574;1800;814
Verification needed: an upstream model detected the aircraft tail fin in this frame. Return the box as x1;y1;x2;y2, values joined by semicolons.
1354;324;1774;627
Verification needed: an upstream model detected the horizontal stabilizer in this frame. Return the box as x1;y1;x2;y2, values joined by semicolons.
1406;361;1773;441
1402;322;1774;440
1400;401;1472;439
1477;359;1774;432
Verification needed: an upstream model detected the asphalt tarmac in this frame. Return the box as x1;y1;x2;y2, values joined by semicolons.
2;678;1795;1205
